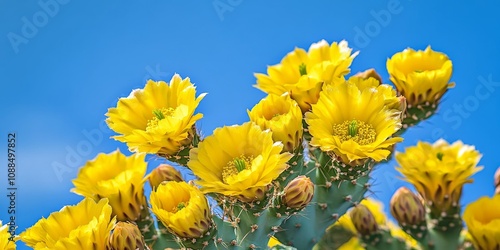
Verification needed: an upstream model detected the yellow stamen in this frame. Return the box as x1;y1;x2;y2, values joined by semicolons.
146;108;175;132
332;119;376;145
222;155;253;183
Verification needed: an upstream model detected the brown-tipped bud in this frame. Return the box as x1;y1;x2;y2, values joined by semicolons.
353;68;383;85
147;164;183;189
390;187;425;226
495;167;500;194
350;204;379;235
107;222;146;250
282;176;314;209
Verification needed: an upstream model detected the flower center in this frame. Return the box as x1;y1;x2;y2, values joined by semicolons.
173;201;187;213
146;108;174;131
299;63;307;76
332;120;376;145
222;155;253;183
436;152;444;161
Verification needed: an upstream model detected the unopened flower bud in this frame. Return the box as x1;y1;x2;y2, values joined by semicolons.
107;222;146;250
147;164;183;189
282;176;314;209
390;187;425;226
350;204;379;235
353;68;383;85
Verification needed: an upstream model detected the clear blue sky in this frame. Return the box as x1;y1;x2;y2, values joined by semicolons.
1;1;499;249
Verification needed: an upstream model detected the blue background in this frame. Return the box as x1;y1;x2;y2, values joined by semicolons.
1;1;499;249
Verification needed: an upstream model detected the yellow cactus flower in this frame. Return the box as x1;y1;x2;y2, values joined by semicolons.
150;181;212;239
248;94;303;152
72;150;147;221
463;195;500;250
255;40;358;112
108;222;146;250
20;198;116;250
106;74;206;155
146;163;183;190
188;122;292;201
0;221;16;250
387;46;455;106
396;139;482;213
306;79;403;164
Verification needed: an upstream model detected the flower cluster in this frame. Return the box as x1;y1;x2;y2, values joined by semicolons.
14;39;497;250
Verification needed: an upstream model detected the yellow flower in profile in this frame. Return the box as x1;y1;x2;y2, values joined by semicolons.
463;195;500;250
306;79;403;164
396;139;482;212
150;181;212;239
72;150;147;221
0;221;16;250
20;198;115;250
188;122;292;201
255;40;358;112
387;46;455;106
248;94;303;152
106;74;206;155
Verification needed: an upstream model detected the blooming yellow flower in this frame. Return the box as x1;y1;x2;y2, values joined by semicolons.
106;74;206;155
0;221;16;250
248;94;303;152
387;46;454;106
188;122;292;201
255;40;358;112
72;150;147;221
396;139;482;213
463;195;500;250
306;79;403;164
150;181;212;239
20;198;115;250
